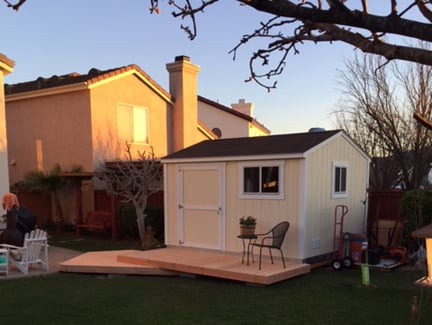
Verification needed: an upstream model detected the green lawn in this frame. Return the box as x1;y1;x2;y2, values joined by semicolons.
3;231;429;325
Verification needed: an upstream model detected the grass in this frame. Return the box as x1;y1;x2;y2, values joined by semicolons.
2;231;431;324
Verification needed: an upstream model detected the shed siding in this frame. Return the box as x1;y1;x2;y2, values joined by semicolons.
227;158;303;259
304;135;368;259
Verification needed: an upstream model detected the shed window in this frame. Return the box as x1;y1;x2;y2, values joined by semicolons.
117;103;149;144
240;162;284;199
332;162;348;198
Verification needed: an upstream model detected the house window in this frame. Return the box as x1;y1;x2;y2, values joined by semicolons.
240;161;284;199
332;162;348;198
117;103;148;144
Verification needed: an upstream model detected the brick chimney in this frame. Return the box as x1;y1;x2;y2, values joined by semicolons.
166;56;200;153
231;99;254;117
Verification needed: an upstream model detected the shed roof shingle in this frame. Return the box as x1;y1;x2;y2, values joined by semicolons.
163;130;342;160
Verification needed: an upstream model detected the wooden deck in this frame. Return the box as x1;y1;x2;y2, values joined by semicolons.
60;247;310;285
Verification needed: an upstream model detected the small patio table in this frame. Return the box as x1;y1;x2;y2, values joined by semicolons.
237;234;257;265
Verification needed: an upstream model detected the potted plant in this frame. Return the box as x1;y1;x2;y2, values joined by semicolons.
239;216;257;236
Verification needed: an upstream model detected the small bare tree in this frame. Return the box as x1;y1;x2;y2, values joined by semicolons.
333;53;432;190
97;145;163;246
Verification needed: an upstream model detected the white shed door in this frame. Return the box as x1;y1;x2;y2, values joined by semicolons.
178;165;225;250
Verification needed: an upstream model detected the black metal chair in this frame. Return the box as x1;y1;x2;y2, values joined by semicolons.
249;221;290;270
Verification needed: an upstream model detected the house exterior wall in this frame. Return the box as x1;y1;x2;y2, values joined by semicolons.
89;73;171;168
198;101;268;139
198;101;249;138
303;134;369;260
6;72;174;186
247;124;269;137
6;89;92;184
0;56;13;195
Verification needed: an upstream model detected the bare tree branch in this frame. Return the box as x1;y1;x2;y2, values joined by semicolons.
417;0;432;23
3;0;26;11
151;0;432;89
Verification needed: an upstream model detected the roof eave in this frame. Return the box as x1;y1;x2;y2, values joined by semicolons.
162;153;305;164
6;82;88;101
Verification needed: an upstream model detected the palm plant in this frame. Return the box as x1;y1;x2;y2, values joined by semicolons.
21;164;69;230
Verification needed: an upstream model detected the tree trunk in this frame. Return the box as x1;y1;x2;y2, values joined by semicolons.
53;192;64;232
135;206;146;246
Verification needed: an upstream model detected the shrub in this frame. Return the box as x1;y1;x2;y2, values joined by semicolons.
116;203;139;239
400;189;432;247
116;203;164;242
144;206;164;242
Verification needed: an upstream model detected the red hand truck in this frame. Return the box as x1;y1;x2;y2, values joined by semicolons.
331;205;353;270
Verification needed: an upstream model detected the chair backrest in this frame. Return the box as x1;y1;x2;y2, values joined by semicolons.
271;221;290;248
22;229;47;263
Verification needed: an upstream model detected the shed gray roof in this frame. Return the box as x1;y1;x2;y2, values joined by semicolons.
163;130;342;161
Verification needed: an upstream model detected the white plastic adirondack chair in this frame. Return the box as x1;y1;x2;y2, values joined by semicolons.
0;229;49;274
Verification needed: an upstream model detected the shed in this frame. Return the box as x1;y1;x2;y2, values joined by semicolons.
162;130;370;262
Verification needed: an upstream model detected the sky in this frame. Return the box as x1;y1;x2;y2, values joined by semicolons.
0;1;399;134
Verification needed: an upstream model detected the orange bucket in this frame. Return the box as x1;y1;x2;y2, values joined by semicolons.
351;234;366;264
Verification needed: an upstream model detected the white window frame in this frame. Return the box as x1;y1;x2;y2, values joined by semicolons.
239;161;285;200
332;161;348;198
117;103;149;144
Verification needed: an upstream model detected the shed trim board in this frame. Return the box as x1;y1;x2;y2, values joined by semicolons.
176;163;226;250
298;159;307;259
237;160;286;200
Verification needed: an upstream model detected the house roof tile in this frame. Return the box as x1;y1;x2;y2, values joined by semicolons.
4;64;171;100
163;129;342;160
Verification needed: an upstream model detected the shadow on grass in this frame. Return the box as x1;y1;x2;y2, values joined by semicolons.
47;230;143;252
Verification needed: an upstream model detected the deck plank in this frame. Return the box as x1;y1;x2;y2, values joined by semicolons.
117;247;310;285
59;250;178;276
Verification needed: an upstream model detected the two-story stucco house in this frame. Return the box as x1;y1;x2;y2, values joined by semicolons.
4;56;269;223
